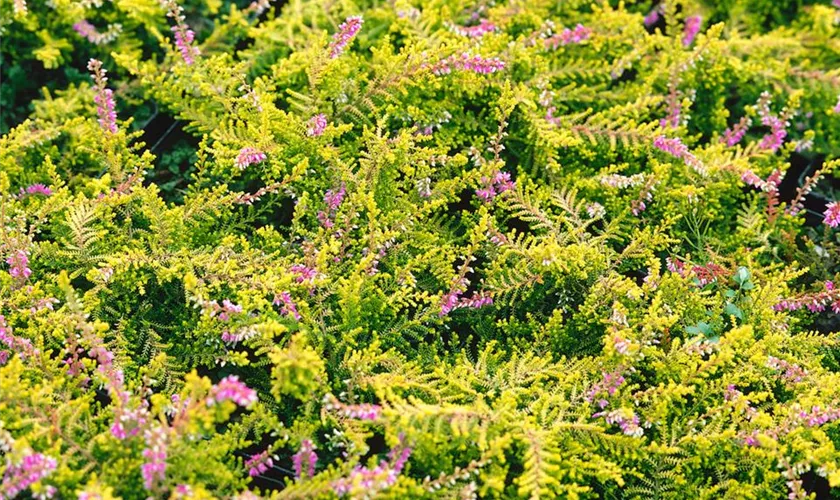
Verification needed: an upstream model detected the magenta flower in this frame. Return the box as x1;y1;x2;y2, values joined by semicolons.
235;147;266;169
545;24;591;49
87;59;118;134
6;249;31;285
292;440;318;479
141;426;168;491
307;114;328;137
245;450;275;477
450;19;497;38
73;20;121;45
209;375;258;407
683;15;702;46
756;92;789;152
644;5;662;27
162;0;200;65
834;95;840;113
721;116;752;147
0;452;57;498
428;53;505;75
273;291;301;320
824;202;840;228
652;135;706;175
329;16;363;58
290;264;318;283
332;440;412;496
21;184;53;197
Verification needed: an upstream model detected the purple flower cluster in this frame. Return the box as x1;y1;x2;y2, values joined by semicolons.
235;147;266;169
824;202;840;228
0;315;37;362
6;249;31;286
73;20;121;45
162;0;200;65
332;441;412;496
245;450;275;477
644;5;663;27
141;426;168;491
292;440;318;479
428;53;506;75
439;287;494;316
544;24;591;49
652;135;706;176
19;184;53;197
324;394;383;421
290;264;318;284
318;183;346;228
273;291;301;320
307;113;328;137
683;15;702;46
592;409;644;437
329;16;363;58
756;92;789;152
773;280;840;313
450;19;497;38
585;369;627;409
475;171;515;202
209;375;258;407
0;452;57;498
87;59;118;134
767;356;807;383
721;116;752;146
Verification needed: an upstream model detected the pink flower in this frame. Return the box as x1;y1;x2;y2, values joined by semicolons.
450;19;497;38
545;24;591;49
332;440;412;496
245;450;275;477
329;16;363;58
273;291;301;320
652;135;706;175
292;440;318;479
683;15;702;46
235;147;266;169
756;92;789;153
87;59;118;134
721;116;752;146
307;114;328;137
162;0;200;65
428;53;505;75
644;6;662;27
0;452;57;498
21;184;53;197
834;95;840;113
73;20;121;45
6;249;31;285
290;264;318;283
210;375;258;407
141;426;168;491
824;202;840;228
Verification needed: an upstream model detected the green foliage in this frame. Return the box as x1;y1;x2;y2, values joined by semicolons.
3;0;840;498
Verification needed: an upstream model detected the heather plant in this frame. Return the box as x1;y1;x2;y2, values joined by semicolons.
3;0;840;499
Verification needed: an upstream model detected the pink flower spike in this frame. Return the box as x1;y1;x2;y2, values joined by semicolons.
307;114;328;137
329;16;363;58
87;59;118;134
235;147;266;169
0;452;57;498
210;375;258;407
683;15;702;46
824;202;840;228
292;440;318;479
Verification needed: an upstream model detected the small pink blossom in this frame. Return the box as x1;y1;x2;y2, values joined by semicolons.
20;184;53;197
6;249;31;285
450;19;497;38
87;59;118;134
141;426;168;491
307;114;327;137
427;53;505;75
209;375;258;407
245;450;275;477
721;116;751;146
652;135;706;176
292;440;318;479
545;23;591;49
824;202;840;228
329;16;363;58
683;15;702;46
0;452;57;498
273;291;301;320
235;147;266;169
644;6;663;27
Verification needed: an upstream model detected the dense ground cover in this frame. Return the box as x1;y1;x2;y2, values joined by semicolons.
3;0;840;498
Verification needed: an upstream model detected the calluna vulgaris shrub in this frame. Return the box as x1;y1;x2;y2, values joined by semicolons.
4;0;840;498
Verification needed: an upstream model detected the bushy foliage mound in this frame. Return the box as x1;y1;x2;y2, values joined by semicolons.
3;0;840;497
